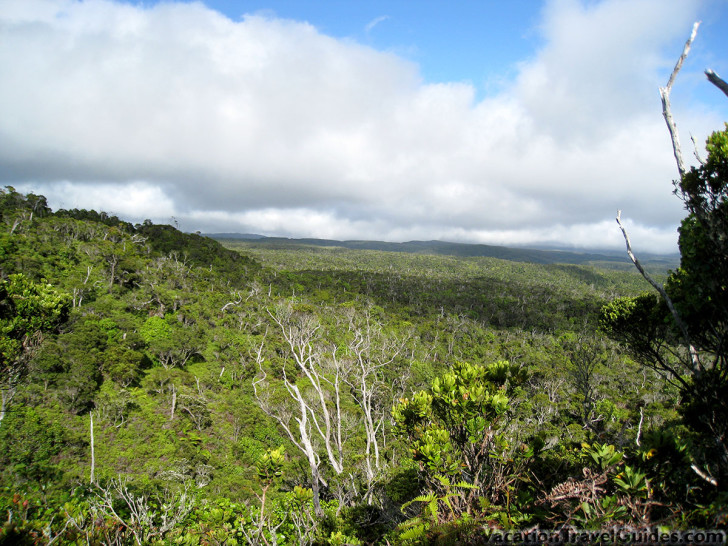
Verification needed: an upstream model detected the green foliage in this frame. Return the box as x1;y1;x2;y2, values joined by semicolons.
540;443;654;528
393;361;533;528
613;465;648;499
0;274;70;424
600;293;676;368
230;240;653;333
140;315;201;370
0;405;66;482
256;446;285;484
602;126;728;490
0;274;69;367
0;188;718;542
55;207;134;230
136;222;261;280
582;442;622;472
0;187;51;223
401;475;477;524
140;316;173;344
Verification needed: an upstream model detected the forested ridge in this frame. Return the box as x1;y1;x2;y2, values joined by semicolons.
0;173;725;543
210;234;679;268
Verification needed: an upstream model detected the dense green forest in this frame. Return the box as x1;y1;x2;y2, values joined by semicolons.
0;126;726;546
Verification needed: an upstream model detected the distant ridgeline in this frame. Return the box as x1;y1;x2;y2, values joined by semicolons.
208;232;679;270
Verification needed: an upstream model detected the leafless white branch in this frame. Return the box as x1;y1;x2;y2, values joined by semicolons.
616;210;701;374
659;21;699;178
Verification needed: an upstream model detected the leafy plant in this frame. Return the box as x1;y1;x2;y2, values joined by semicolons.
393;361;533;525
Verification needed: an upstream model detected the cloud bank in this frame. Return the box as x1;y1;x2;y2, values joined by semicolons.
1;0;725;252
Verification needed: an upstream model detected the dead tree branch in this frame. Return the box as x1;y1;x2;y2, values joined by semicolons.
659;21;699;178
690;134;706;165
221;291;243;312
616;211;701;374
705;69;728;99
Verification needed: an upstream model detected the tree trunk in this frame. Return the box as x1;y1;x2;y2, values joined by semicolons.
170;385;177;420
90;411;96;485
0;391;7;426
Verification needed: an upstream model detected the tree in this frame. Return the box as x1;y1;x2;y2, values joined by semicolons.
1;186;51;235
669;128;728;366
0;274;69;424
606;126;728;485
602;24;728;487
339;309;408;501
140;316;199;369
560;333;611;432
253;304;344;518
253;303;408;517
0;405;67;482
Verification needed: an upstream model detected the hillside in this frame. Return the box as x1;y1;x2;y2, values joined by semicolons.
0;188;719;544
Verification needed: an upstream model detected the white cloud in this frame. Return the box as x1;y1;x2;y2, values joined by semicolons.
365;15;390;34
516;0;698;140
16;181;176;220
0;0;723;254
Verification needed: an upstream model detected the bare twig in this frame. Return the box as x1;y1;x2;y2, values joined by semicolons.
616;211;701;374
617;22;706;377
690;134;706;165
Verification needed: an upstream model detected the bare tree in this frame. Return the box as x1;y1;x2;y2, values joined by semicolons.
339;309;408;500
253;303;408;514
91;477;194;545
252;306;341;518
90;411;96;485
272;305;345;470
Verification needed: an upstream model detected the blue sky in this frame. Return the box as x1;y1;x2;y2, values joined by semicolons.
2;0;728;251
202;1;545;88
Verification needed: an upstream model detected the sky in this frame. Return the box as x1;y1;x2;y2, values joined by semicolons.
2;0;728;253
